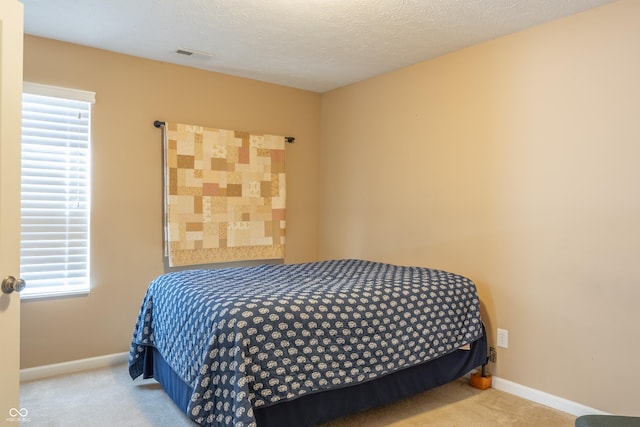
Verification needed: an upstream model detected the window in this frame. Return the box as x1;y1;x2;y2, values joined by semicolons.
20;83;95;299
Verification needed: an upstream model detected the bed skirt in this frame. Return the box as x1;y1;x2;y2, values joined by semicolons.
142;327;487;427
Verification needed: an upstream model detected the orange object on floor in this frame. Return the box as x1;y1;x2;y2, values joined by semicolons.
470;372;492;390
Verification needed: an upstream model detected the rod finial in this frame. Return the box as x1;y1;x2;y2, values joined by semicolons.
154;120;165;128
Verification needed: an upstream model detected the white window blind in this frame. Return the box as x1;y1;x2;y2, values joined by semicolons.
20;83;95;299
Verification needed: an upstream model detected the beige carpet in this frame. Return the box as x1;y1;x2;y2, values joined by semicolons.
20;363;575;426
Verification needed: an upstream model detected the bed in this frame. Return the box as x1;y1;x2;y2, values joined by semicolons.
128;259;486;427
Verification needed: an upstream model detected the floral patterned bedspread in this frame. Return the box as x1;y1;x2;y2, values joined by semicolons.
129;259;482;427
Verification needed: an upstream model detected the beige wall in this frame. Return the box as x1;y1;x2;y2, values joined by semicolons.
21;36;321;368
320;0;639;416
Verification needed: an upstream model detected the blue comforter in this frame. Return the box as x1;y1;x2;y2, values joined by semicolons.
129;259;482;426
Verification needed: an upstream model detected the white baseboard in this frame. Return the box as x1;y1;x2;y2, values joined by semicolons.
491;376;610;417
20;352;129;383
21;354;609;418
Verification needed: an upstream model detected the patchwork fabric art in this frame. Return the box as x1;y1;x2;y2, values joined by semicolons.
164;123;286;266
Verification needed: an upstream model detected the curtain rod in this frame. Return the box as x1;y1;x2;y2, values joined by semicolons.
153;120;295;143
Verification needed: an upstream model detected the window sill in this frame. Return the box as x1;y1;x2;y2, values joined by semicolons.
20;288;90;302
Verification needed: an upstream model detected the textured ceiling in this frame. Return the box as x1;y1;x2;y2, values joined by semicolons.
22;0;617;93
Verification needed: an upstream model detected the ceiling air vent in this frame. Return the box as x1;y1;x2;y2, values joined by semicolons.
175;48;215;59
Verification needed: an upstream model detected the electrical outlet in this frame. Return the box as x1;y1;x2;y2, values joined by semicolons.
489;346;496;363
497;328;509;348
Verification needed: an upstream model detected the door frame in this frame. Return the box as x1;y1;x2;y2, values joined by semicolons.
0;0;24;424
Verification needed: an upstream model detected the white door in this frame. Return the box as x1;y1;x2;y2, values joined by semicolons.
0;0;24;424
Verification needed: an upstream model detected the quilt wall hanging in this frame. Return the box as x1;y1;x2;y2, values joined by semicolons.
163;122;286;266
